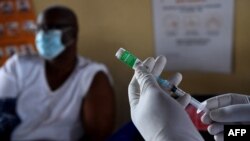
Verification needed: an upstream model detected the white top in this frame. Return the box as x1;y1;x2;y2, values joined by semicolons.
0;54;112;141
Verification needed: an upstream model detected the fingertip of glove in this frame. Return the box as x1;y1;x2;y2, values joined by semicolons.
155;55;167;63
201;112;213;124
197;101;207;114
209;109;221;121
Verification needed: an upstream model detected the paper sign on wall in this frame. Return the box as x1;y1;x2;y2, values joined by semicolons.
152;0;234;73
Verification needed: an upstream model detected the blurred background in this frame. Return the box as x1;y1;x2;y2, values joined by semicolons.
1;0;250;132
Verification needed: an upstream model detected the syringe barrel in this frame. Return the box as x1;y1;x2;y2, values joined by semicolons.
190;97;202;109
159;79;205;111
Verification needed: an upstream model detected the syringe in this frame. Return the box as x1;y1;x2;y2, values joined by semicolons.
115;48;207;113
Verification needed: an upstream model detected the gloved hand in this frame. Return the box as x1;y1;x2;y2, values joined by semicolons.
128;56;203;141
200;93;250;141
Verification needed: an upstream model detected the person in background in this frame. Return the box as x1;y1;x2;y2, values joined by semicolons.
0;5;115;141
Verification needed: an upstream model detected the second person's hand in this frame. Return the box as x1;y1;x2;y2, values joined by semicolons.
201;93;250;141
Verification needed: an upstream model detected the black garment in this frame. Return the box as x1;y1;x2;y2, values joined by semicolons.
0;98;20;140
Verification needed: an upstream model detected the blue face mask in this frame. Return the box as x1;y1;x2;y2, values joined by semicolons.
35;30;65;60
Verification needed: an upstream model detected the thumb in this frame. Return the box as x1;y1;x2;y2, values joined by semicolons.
135;65;159;93
128;74;140;109
210;104;250;123
128;57;155;109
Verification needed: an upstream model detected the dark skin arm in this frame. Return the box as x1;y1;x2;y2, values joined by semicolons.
82;72;115;141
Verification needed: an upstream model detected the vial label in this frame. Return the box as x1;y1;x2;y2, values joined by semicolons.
120;50;137;68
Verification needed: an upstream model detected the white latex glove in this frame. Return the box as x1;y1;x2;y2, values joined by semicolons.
128;56;203;141
201;93;250;141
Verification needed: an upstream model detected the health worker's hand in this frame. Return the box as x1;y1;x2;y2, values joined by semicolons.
201;93;250;141
128;56;204;141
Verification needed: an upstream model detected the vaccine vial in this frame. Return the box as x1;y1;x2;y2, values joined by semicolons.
115;48;142;70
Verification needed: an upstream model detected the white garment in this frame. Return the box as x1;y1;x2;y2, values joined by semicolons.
0;54;112;141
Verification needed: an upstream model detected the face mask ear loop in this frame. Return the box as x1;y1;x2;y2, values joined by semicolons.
61;27;76;47
64;39;75;47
